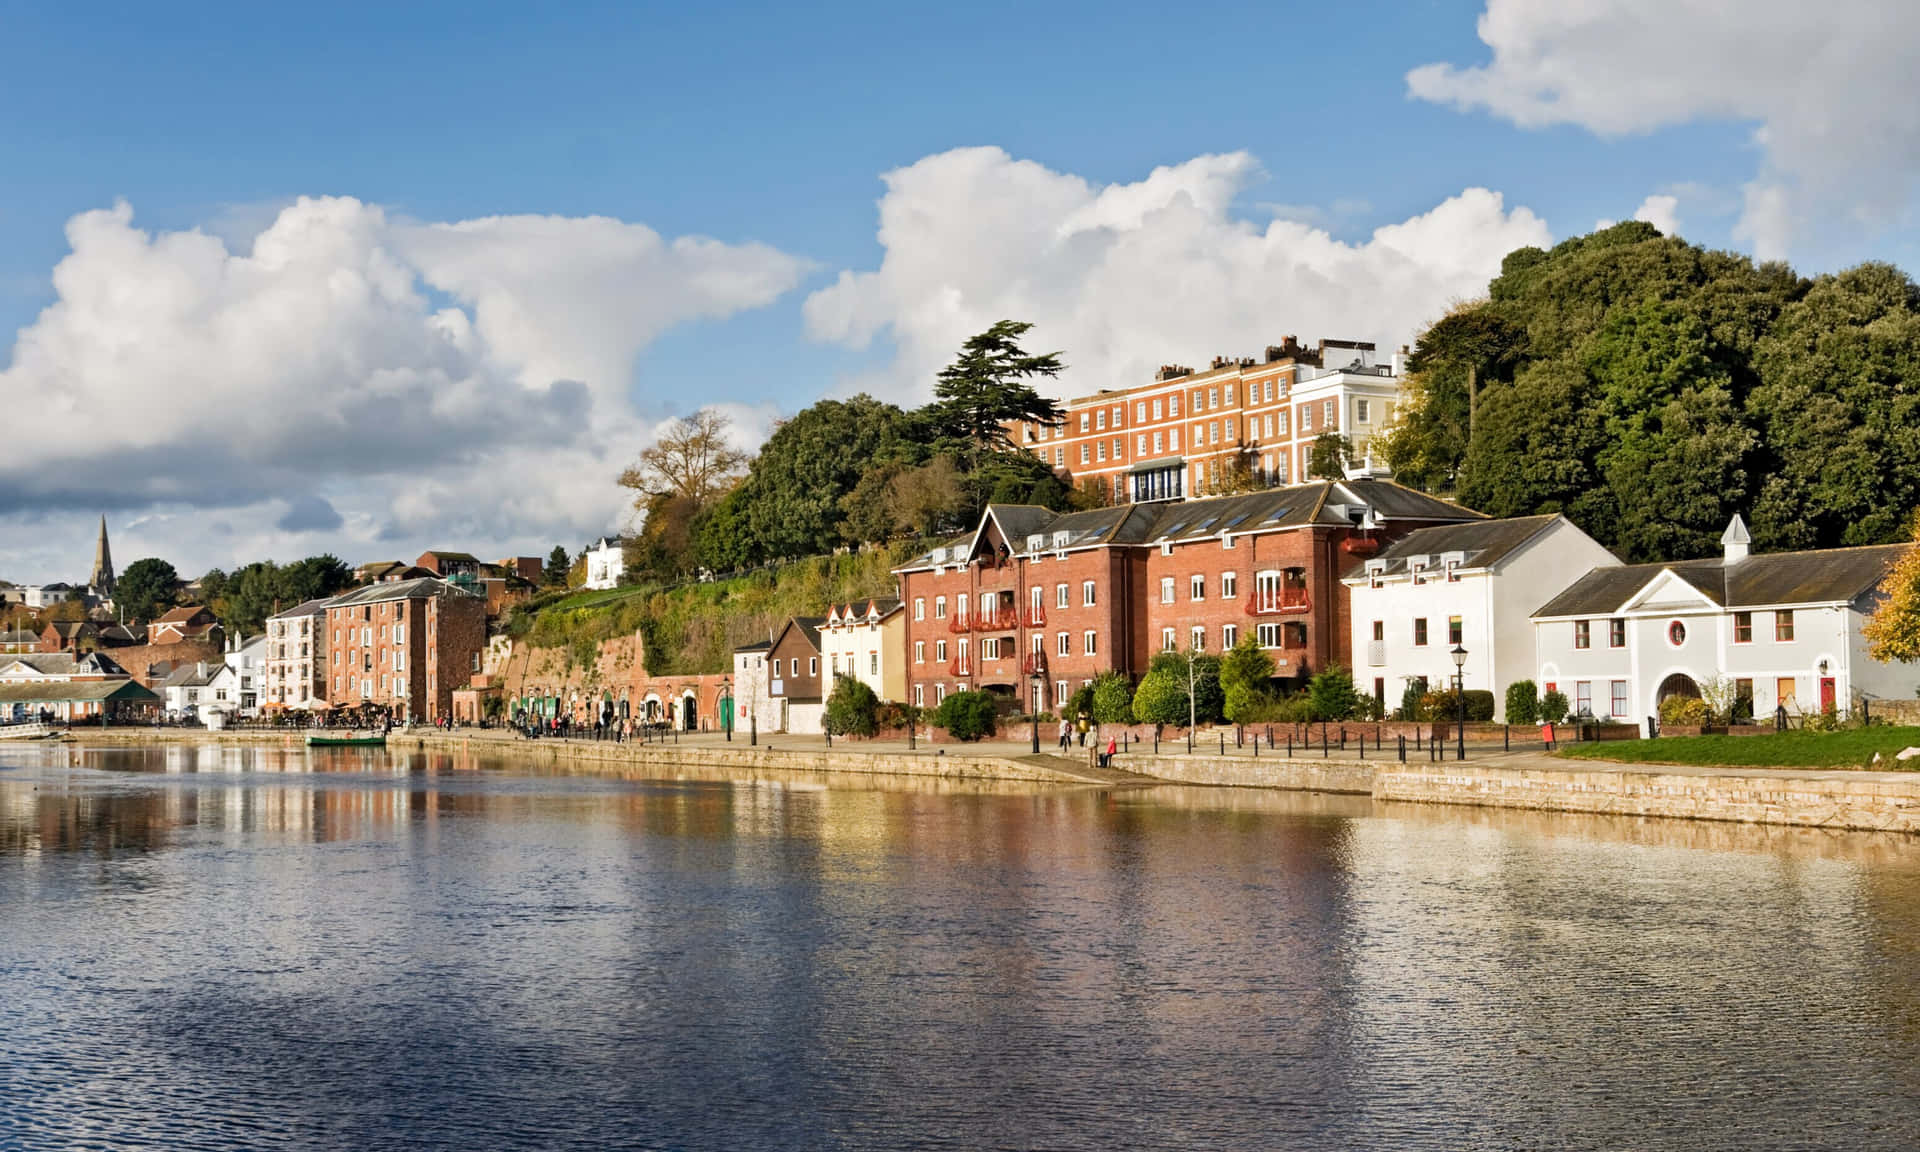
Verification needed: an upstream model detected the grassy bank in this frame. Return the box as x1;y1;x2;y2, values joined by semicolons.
1557;726;1920;770
507;543;921;676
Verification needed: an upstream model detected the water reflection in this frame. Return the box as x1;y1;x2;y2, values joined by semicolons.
1;743;1916;1150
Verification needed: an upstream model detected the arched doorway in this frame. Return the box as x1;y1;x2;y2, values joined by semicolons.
681;691;698;731
1656;673;1701;705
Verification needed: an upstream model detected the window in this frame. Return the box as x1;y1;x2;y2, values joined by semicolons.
1190;626;1205;651
1777;677;1797;709
1322;400;1335;427
1445;562;1460;583
1084;631;1097;655
1151;399;1162;419
1096;409;1106;430
1222;624;1237;648
1053;447;1064;466
1209;387;1220;408
1257;623;1281;648
936;640;947;662
915;641;925;664
957;593;968;620
1576;681;1592;716
1734;678;1754;718
1058;631;1070;657
1080;444;1090;464
1356;399;1370;423
1055;680;1069;706
1056;583;1069;609
1080;413;1090;432
1574;620;1591;649
1136;402;1147;422
914;685;924;707
1192;389;1203;410
1667;621;1686;647
1277;410;1289;436
936;684;947;703
1225;417;1235;439
1610;680;1628;717
1169;428;1180;452
809;657;819;676
1209;421;1219;444
1083;581;1096;606
1112;406;1122;427
982;638;998;660
913;598;924;621
1609;618;1626;648
1112;437;1123;460
1161;628;1176;651
1733;611;1752;643
1414;618;1428;647
1216;572;1236;602
1191;574;1205;601
1222;533;1235;551
1169;395;1179;418
1775;610;1795;642
1137;434;1148;455
1448;616;1463;646
935;596;946;619
1096;441;1106;462
1160;577;1175;604
831;654;840;674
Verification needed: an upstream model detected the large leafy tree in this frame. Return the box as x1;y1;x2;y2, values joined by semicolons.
618;407;748;506
925;321;1066;469
732;394;927;561
1863;512;1920;663
115;558;179;623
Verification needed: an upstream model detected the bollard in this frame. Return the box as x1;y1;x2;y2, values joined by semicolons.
1322;728;1328;759
1397;734;1406;763
1253;733;1259;757
1286;732;1292;757
1187;730;1193;754
1504;724;1510;752
825;727;832;747
1219;733;1225;756
1416;729;1422;751
1339;726;1346;750
1154;734;1160;754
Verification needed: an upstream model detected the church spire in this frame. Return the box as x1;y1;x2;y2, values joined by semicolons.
89;515;114;595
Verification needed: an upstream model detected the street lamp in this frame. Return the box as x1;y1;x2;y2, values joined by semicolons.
720;677;733;741
1029;669;1043;754
1450;643;1468;762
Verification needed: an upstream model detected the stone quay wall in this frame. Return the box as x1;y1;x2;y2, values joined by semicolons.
1113;753;1375;794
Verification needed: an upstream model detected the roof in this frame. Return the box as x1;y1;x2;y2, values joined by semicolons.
771;616;825;654
269;597;337;620
0;652;129;678
327;577;479;607
1534;543;1911;618
161;662;218;688
896;479;1481;573
420;550;480;562
0;679;159;704
155;605;212;624
1349;514;1568;579
732;639;772;653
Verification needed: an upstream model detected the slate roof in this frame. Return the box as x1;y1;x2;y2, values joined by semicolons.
155;605;213;624
1534;543;1910;618
0;679;159;704
269;597;338;620
897;479;1480;572
328;577;479;607
1347;514;1569;579
732;639;772;653
0;652;129;678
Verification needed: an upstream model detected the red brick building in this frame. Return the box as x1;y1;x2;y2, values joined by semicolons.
895;479;1479;711
323;578;487;722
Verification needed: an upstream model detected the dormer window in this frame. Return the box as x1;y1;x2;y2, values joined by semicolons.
1446;561;1461;583
1053;530;1070;549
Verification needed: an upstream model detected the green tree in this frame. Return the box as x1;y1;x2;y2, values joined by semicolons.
1505;680;1541;725
1090;672;1134;725
1130;659;1189;726
115;558;179;623
543;546;571;587
735;395;927;560
1307;664;1359;721
932;689;997;741
1219;635;1276;724
196;568;230;608
1307;432;1355;480
1541;689;1570;725
925;321;1066;470
887;455;970;538
824;675;880;737
283;555;352;603
1381;305;1528;492
1864;511;1920;662
838;464;903;547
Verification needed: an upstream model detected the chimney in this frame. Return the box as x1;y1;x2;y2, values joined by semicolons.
1721;514;1751;566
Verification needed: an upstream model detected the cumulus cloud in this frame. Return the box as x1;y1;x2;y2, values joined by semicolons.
0;197;805;578
804;147;1550;402
1407;0;1920;259
1596;193;1683;237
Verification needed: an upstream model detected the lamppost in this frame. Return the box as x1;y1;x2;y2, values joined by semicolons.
1186;647;1198;754
1450;643;1468;762
1029;669;1043;754
720;677;733;741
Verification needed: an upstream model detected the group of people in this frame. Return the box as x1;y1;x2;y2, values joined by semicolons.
1057;714;1121;769
516;712;646;743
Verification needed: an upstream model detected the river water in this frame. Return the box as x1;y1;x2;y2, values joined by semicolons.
2;742;1917;1150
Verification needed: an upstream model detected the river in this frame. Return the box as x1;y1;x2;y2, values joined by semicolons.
2;742;1917;1150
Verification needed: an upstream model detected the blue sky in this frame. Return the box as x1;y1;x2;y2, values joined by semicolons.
2;0;1913;580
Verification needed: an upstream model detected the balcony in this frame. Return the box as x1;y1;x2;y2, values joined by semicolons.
1021;651;1048;677
1245;590;1311;616
947;655;973;678
947;614;970;634
1366;640;1385;667
972;610;1015;634
1026;604;1046;628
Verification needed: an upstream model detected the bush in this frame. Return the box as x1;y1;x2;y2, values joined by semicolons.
933;690;997;742
1398;679;1430;722
1658;695;1710;727
874;701;911;731
1132;659;1190;726
1308;664;1359;721
1541;689;1570;725
1090;672;1134;725
1064;681;1096;722
824;675;879;737
1505;680;1540;725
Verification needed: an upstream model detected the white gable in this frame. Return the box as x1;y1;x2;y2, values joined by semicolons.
0;660;46;680
1623;569;1719;614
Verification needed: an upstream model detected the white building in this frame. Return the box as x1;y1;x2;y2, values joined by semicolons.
821;598;906;704
265;598;333;711
217;633;267;717
731;639;781;735
161;661;218;717
1531;516;1913;730
1275;348;1406;481
23;583;74;608
581;536;626;591
1346;515;1620;720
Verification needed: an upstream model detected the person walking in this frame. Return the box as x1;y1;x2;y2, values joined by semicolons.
1057;716;1071;750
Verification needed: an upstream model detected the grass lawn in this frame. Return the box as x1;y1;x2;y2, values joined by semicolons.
1556;726;1920;770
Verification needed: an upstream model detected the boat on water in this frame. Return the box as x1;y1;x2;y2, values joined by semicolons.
306;733;388;748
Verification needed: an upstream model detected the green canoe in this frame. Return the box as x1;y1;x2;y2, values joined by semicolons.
306;734;388;748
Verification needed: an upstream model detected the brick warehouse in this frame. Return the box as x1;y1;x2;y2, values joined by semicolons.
895;479;1481;712
324;578;487;722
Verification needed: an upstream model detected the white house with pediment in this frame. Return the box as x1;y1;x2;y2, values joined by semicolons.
1532;516;1914;730
1345;514;1620;720
821;598;907;704
582;536;626;591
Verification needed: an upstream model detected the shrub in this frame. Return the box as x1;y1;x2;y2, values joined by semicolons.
1131;660;1190;726
1398;680;1431;722
1541;689;1570;724
1308;664;1359;721
874;701;910;731
932;690;997;742
825;675;880;737
1505;680;1540;725
1064;681;1096;722
1090;672;1135;725
1658;695;1710;727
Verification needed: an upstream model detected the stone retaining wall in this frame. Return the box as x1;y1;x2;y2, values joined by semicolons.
1114;753;1374;794
1375;763;1920;833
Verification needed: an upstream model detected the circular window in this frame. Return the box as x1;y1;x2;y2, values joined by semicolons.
1668;621;1687;647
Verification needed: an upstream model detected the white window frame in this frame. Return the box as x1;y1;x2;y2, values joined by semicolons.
935;596;946;619
1160;577;1175;604
1084;630;1096;655
1221;572;1237;598
915;641;925;664
1057;631;1070;657
1161;628;1176;652
1056;583;1069;609
1190;626;1205;651
1082;581;1096;607
1222;624;1237;648
1190;574;1204;601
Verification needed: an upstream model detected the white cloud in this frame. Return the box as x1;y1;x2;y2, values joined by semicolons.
804;147;1550;403
1633;194;1681;238
0;197;805;580
1407;0;1920;260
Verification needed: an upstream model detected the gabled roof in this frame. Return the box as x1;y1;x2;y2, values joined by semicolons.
269;597;337;620
1534;543;1910;618
0;652;128;679
770;615;825;654
419;550;480;563
327;577;479;607
732;639;772;653
155;605;214;624
0;679;159;705
1347;514;1570;579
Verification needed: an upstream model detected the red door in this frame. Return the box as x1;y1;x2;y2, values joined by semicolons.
1820;677;1836;713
